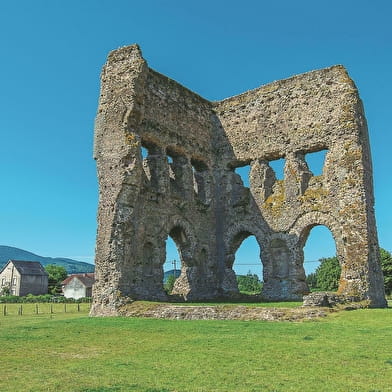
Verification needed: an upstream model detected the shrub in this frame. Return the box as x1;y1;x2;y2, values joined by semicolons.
164;274;176;294
314;257;341;291
237;272;262;294
306;272;318;290
45;264;68;294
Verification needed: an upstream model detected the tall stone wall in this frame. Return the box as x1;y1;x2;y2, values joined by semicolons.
91;44;386;315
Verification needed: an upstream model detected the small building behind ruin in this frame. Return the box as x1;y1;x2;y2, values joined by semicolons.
0;260;48;296
62;273;95;299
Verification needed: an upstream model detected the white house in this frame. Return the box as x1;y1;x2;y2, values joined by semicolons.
62;273;94;299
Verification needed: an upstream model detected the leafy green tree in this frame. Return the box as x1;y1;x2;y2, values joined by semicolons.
45;264;68;295
380;248;392;295
237;271;262;294
164;274;176;294
306;272;318;290
1;285;10;296
314;256;341;291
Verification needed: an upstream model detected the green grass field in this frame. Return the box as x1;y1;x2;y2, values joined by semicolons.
0;303;391;392
1;302;91;316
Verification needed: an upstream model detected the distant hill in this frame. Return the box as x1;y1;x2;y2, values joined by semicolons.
0;245;94;274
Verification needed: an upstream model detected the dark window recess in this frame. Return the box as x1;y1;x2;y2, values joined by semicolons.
191;158;209;203
228;162;251;207
166;149;187;197
141;141;161;190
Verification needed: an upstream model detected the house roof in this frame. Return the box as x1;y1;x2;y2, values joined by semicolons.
1;260;48;276
62;273;95;288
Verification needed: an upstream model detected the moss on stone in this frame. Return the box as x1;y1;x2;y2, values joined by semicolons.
342;148;362;167
263;180;285;216
125;132;139;147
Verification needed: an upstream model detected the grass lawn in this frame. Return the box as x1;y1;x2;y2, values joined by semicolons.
0;302;91;316
0;304;391;392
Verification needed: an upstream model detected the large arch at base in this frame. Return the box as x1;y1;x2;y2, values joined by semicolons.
164;216;196;259
290;212;343;263
225;223;267;260
290;211;343;254
302;225;337;276
223;224;265;295
232;235;263;294
163;217;215;300
289;211;344;292
163;224;192;298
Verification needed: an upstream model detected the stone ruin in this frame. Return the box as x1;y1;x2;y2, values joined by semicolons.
90;44;387;316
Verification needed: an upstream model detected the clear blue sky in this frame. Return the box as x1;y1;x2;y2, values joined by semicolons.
0;0;391;277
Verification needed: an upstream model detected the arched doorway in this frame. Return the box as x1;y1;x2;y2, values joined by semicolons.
302;225;339;291
224;231;263;295
232;235;262;294
164;235;181;294
303;225;337;273
164;225;194;298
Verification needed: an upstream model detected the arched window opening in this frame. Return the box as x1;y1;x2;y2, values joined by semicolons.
163;226;190;295
303;225;339;291
191;157;209;203
140;140;161;189
268;157;285;180
231;234;263;295
141;139;160;158
304;149;328;176
228;161;251;207
166;148;188;197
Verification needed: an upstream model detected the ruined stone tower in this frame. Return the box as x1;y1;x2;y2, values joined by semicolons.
91;44;386;315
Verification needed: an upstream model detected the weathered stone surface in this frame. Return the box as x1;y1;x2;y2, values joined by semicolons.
302;292;363;307
117;302;329;321
303;292;331;307
90;44;387;316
